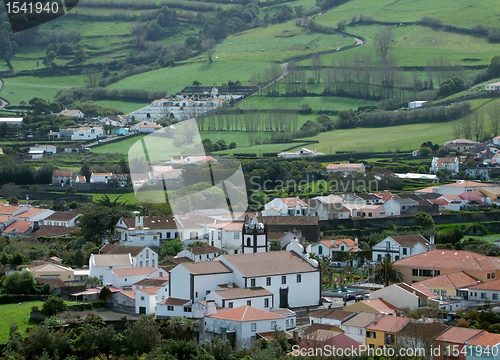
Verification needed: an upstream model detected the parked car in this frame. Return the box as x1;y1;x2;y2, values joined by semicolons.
321;297;332;303
355;295;364;302
342;294;356;302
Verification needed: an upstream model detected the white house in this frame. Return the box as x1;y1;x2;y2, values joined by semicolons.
341;312;383;346
209;221;244;253
111;266;164;289
90;173;114;184
64;127;104;140
100;245;158;268
166;246;320;311
175;246;220;263
136;286;162;314
310;238;359;258
262;197;309;217
204;305;287;349
156;297;194;319
486;81;500;93
467;278;500;302
42;212;81;227
430;157;459;174
52;170;72;185
444;139;479;151
89;254;133;285
277;148;324;159
308;309;356;327
114;216;178;247
369;283;439;310
306;199;351;220
30;144;57;155
383;198;419;217
372;234;432;262
205;287;274;311
408;101;427;109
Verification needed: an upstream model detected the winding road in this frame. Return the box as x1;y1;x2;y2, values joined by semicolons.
0;79;9;111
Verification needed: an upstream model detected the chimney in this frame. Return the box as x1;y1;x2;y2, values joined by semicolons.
293;330;299;343
331;240;335;247
355;237;358;245
135;216;143;228
205;300;217;316
430;235;435;245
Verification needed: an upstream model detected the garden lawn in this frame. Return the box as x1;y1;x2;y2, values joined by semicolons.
299;121;457;153
0;300;78;343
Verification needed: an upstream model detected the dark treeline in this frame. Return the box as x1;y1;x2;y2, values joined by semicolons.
0;162;53;186
55;88;166;105
78;0;217;11
418;16;500;43
338;102;471;129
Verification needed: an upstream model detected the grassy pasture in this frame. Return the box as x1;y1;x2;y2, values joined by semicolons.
314;0;500;29
300;24;500;67
93;100;150;114
215;142;306;155
2;75;88;105
241;96;376;111
298;121;457;153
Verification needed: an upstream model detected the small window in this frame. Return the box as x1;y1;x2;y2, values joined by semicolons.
281;276;286;284
140;236;145;241
264;298;269;307
184;307;192;312
141;296;145;301
266;277;271;286
402;248;407;255
297;274;301;283
290;319;294;326
125;278;127;282
195;292;198;298
493;273;496;279
251;323;256;332
493;294;499;301
247;300;251;306
271;321;276;330
251;279;256;287
488;273;491;279
345;327;350;334
167;305;174;311
481;293;487;299
228;302;233;308
206;290;210;295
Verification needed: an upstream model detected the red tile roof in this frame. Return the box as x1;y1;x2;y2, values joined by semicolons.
3;220;34;234
158;297;190;306
45;212;81;221
469;278;500;291
318;239;357;249
347;299;400;315
467;332;500;347
207;305;284;322
53;170;72;177
28;226;78;238
413;272;481;289
394;249;500;272
113;266;158;277
137;286;162;295
435;327;486;344
367;316;410;333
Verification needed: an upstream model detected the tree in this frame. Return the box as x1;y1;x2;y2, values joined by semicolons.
74;48;87;63
85;276;101;288
124;315;161;354
82;68;101;88
336;20;346;31
373;28;394;61
415;212;435;229
78;205;131;243
41;296;68;316
8;196;19;205
81;163;91;183
229;142;237;149
372;256;404;287
99;286;112;305
193;80;202;86
160;237;184;259
2;271;37;294
270;240;282;251
164;316;198;341
487;56;500;79
202;38;216;63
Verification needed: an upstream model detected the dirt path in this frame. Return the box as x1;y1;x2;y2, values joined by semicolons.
0;79;8;110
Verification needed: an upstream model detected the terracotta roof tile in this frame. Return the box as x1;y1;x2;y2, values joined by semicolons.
133;277;169;287
220;251;318;277
45;212;81;221
393;250;500;272
28;226;77;238
342;312;383;328
105;245;148;257
367;316;410;333
308;309;355;321
3;220;34;234
413;272;481;289
207;305;284;322
435;327;486;344
181;261;232;275
188;246;221;255
467;332;500;347
113;266;158;277
53;170;72;177
158;297;190;306
346;299;400;315
137;286;162;295
469;278;500;291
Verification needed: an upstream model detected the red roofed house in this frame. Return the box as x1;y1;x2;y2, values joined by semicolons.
393;249;500;284
310;238;359;258
467;278;500;302
365;316;410;349
433;327;486;360
111;266;164;290
343;298;400;316
413;271;481;302
262;197;309;217
301;329;362;353
466;332;500;360
369;282;440;310
372;234;432;263
52;170;72;185
136;286;163;314
430;157;459;174
204;305;287;349
2;220;36;237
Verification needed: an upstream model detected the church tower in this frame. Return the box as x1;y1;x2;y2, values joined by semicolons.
242;214;268;253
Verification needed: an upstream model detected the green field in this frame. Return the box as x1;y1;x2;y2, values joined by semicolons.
242;96;376;111
462;234;500;244
299;120;458;153
314;0;500;29
93;100;150;114
2;75;88;105
215;143;305;155
0;301;78;343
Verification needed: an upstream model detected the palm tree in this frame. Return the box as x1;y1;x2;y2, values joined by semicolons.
166;316;198;340
373;256;403;287
97;194;125;208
